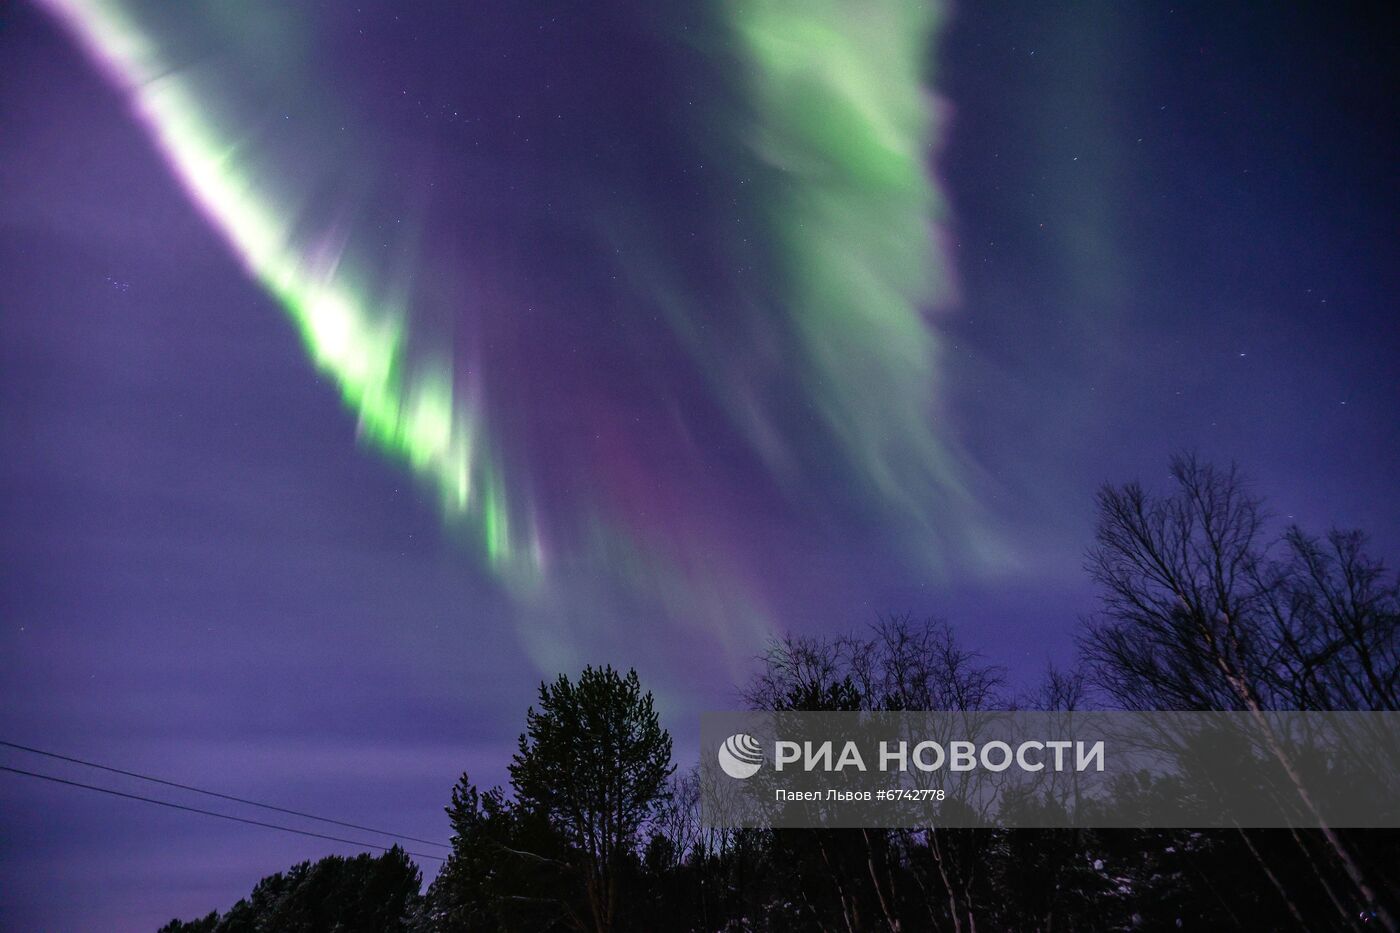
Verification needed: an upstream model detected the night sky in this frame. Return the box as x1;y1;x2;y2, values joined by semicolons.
2;1;1397;929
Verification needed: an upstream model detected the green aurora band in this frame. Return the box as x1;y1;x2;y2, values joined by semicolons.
729;0;970;534
39;0;543;584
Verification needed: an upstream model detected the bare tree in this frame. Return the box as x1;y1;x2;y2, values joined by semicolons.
1081;454;1398;931
1263;528;1400;711
745;616;1005;932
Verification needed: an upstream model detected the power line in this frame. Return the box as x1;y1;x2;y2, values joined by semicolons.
0;765;445;862
0;739;449;848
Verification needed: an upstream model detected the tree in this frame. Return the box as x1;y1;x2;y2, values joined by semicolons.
509;665;674;933
1081;453;1399;930
419;772;575;933
1266;527;1400;711
1081;454;1271;712
157;913;218;933
159;848;422;933
744;615;1008;933
1081;452;1400;715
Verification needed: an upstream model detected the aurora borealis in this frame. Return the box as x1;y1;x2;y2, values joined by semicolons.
28;0;987;673
3;1;1398;927
39;0;544;583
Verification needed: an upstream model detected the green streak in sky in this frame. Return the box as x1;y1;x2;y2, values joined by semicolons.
42;0;541;583
731;0;972;528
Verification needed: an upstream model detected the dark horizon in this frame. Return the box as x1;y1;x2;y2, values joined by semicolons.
2;1;1397;929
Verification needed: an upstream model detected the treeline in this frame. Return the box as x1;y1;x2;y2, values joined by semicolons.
162;457;1400;932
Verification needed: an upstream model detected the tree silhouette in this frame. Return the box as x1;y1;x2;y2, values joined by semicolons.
510;665;674;933
1082;453;1399;930
158;848;421;933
